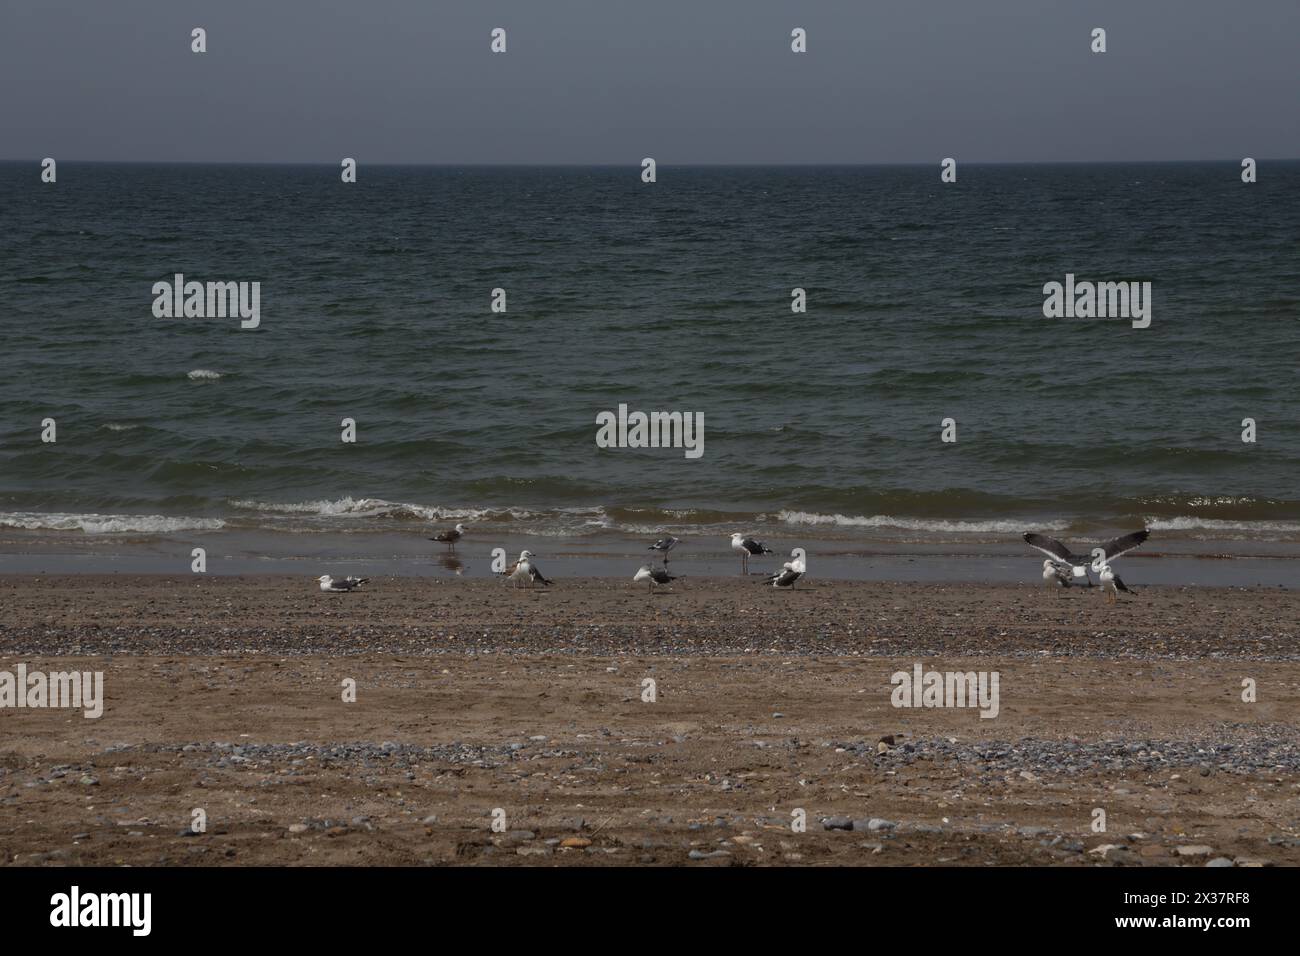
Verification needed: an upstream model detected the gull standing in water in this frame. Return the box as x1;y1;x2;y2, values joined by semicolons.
648;535;680;565
505;550;551;589
765;548;806;589
731;533;773;573
633;564;677;593
318;574;369;592
430;523;466;551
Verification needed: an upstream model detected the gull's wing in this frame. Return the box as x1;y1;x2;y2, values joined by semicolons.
1102;529;1149;561
1023;533;1078;564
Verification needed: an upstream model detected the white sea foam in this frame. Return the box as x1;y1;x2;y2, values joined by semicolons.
0;512;225;534
1147;516;1300;534
187;369;224;381
103;423;138;432
777;510;1068;535
228;497;519;522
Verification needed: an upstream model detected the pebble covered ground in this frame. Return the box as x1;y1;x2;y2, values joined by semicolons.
1;575;1297;866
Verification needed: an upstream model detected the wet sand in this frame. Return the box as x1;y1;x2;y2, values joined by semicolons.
1;575;1297;866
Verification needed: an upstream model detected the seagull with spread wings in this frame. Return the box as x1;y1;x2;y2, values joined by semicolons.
1024;530;1149;590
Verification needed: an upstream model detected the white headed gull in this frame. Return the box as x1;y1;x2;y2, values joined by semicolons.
633;564;677;592
1024;530;1148;587
765;548;806;589
731;532;772;573
505;550;551;588
1093;557;1137;604
318;574;369;592
430;523;466;550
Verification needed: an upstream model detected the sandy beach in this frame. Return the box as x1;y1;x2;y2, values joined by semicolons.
2;574;1297;867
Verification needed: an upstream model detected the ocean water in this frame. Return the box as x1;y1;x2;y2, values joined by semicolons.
1;161;1298;556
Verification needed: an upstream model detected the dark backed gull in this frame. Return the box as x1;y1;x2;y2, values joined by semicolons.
731;533;773;573
505;550;551;588
1024;529;1148;586
765;548;806;589
1096;561;1135;603
318;574;369;592
1041;559;1089;588
648;535;680;564
430;523;466;550
633;564;677;592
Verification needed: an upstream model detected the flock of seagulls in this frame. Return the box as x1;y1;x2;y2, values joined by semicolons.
317;520;1151;604
635;534;803;592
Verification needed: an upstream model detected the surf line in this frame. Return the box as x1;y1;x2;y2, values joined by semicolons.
595;404;704;459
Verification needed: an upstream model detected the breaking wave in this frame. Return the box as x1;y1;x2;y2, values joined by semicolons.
0;512;225;534
776;511;1069;535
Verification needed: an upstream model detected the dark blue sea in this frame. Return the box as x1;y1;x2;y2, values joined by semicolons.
1;161;1297;569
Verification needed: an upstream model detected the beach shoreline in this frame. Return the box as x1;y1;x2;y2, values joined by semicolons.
2;575;1297;867
3;527;1299;587
1;574;1297;659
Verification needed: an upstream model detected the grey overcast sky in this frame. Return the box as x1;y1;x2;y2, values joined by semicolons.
2;0;1296;164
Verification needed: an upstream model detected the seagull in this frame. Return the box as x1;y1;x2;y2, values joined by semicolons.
633;564;677;592
429;523;466;551
765;548;806;589
318;574;369;592
731;533;773;573
1023;530;1149;585
504;550;551;588
1096;561;1135;604
1041;559;1088;588
648;535;680;564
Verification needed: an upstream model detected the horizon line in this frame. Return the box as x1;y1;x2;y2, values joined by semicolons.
3;157;1297;168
